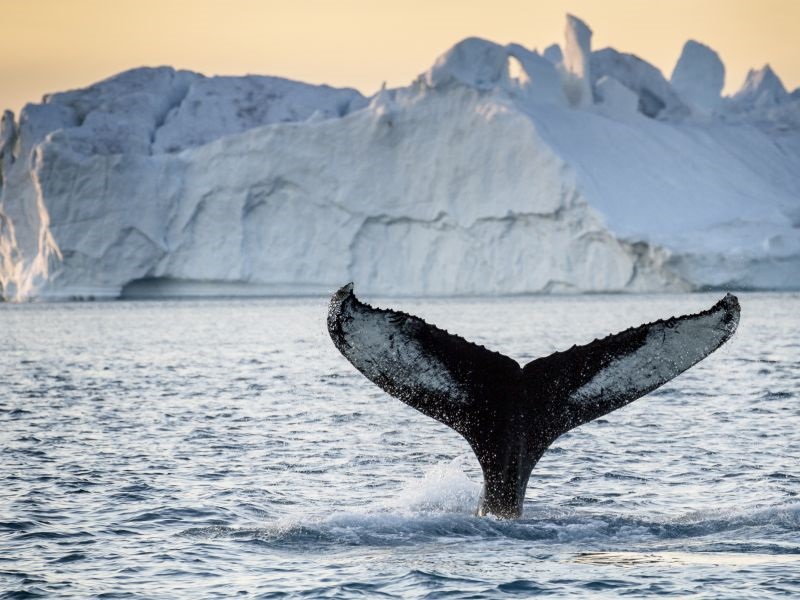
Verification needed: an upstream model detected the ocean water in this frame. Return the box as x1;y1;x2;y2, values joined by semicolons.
1;292;798;598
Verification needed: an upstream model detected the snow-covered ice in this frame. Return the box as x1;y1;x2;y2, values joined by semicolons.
0;15;798;300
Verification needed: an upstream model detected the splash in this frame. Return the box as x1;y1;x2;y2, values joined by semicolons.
383;457;481;514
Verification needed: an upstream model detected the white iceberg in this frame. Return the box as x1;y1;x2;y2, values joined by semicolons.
1;15;798;300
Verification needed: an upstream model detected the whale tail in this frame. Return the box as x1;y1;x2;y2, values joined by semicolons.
328;284;740;518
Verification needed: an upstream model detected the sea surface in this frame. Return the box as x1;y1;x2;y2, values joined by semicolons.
1;293;798;598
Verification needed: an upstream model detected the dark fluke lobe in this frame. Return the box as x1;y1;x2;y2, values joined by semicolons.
328;285;740;519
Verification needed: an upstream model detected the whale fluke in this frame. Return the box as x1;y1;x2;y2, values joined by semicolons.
328;284;740;518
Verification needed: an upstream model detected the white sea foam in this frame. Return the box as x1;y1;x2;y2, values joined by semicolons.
385;458;481;514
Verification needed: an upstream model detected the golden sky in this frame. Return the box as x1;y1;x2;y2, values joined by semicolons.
1;0;798;116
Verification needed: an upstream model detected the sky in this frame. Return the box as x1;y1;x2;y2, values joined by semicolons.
1;0;799;117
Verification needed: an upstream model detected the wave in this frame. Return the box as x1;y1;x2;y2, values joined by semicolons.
180;503;800;551
181;462;800;551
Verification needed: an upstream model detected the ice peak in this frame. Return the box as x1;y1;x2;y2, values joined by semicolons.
734;64;788;106
562;14;593;108
424;37;510;91
670;39;725;114
543;44;563;66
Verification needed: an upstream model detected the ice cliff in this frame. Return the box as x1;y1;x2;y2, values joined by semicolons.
1;15;798;300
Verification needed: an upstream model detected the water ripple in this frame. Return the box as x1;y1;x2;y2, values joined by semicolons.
1;293;798;597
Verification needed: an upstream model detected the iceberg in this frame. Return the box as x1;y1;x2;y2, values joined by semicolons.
1;15;798;300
